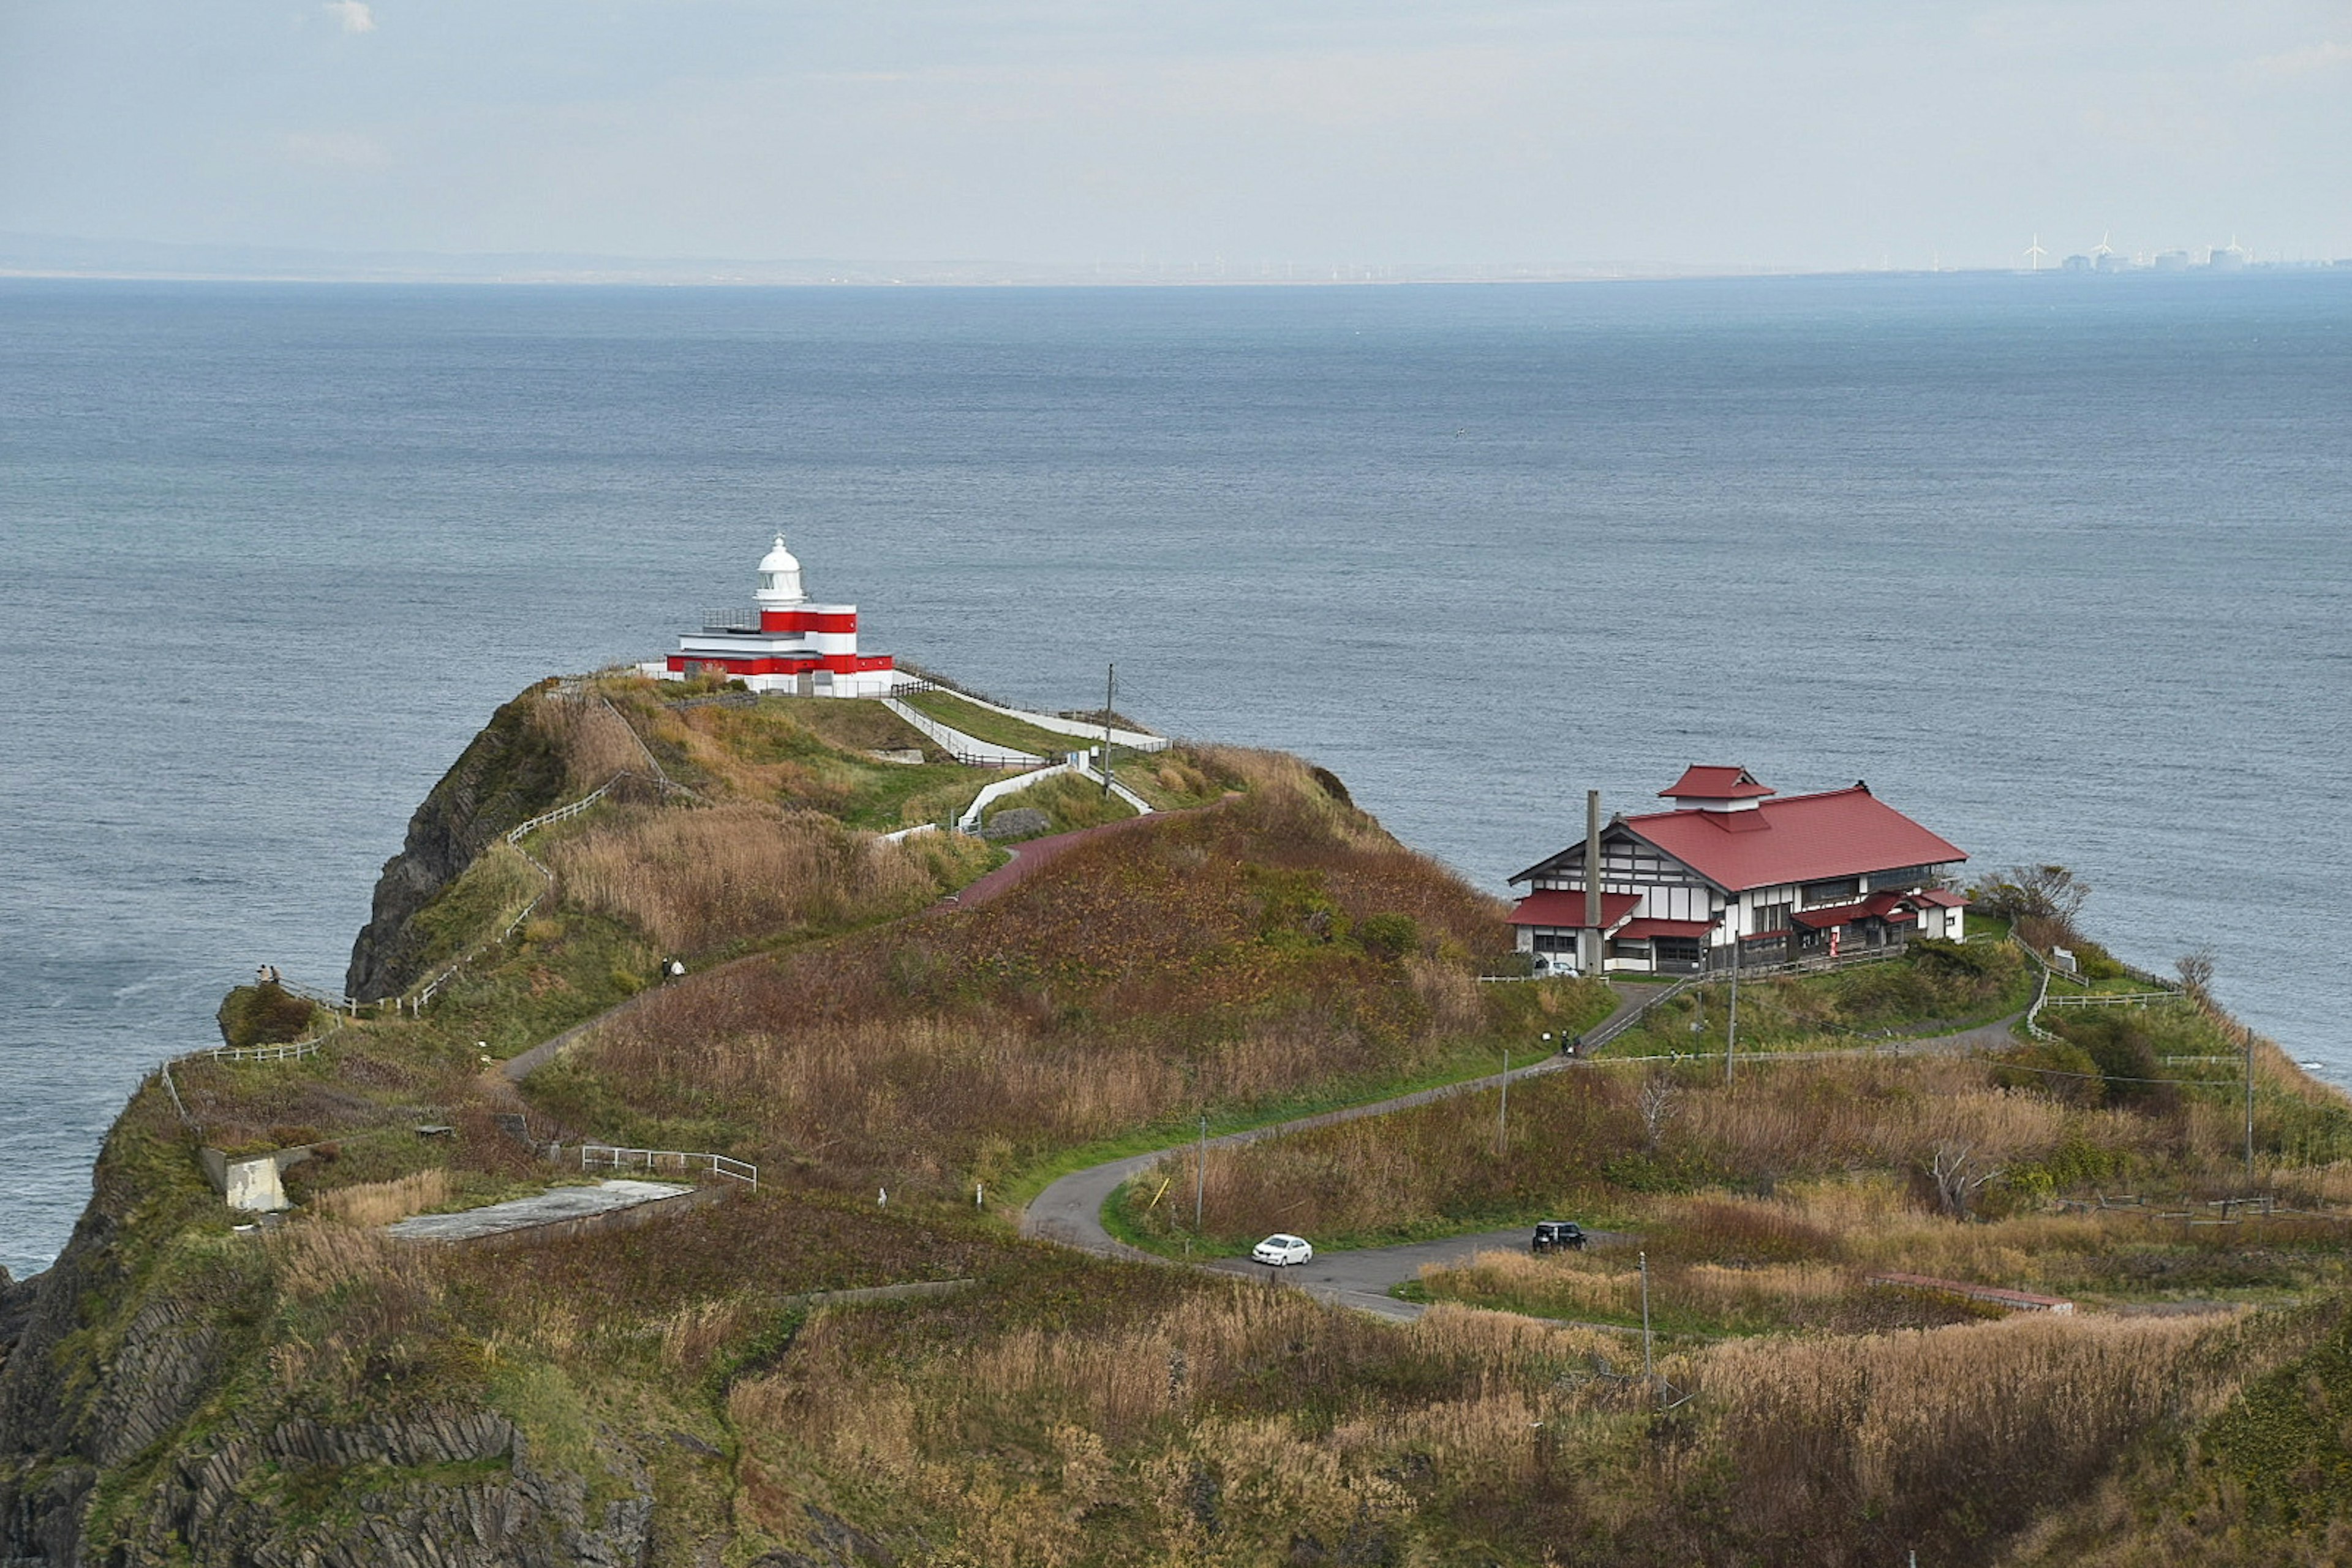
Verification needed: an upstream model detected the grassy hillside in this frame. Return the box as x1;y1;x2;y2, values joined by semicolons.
11;672;2352;1568
526;745;1593;1196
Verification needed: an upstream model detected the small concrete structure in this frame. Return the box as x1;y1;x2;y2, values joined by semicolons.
385;1179;695;1245
200;1146;311;1213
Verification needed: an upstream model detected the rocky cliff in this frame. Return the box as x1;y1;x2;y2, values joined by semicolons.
344;688;571;1002
0;1103;650;1567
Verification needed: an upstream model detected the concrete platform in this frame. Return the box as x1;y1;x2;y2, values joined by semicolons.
385;1179;695;1243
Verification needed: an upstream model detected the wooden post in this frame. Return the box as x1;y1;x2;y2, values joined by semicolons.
1196;1111;1207;1233
1497;1045;1510;1155
2244;1023;2256;1185
1640;1250;1654;1395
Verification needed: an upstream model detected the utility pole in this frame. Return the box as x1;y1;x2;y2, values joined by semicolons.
1582;791;1602;978
1196;1110;1207;1232
1725;921;1741;1085
1102;663;1116;798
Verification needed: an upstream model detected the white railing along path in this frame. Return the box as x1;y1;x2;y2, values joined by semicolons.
579;1144;758;1189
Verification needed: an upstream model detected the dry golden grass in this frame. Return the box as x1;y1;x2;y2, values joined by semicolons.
546;801;951;952
710;1256;2279;1568
1134;1043;2267;1252
551;766;1529;1189
528;687;652;792
657;1295;761;1376
726;1280;1626;1562
308;1169;453;1227
262;1221;455;1403
1424;1247;1852;1323
1703;1310;2241;1512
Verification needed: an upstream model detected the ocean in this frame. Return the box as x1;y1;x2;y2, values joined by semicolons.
3;273;2347;1277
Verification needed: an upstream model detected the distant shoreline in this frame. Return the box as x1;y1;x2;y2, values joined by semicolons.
4;252;2344;290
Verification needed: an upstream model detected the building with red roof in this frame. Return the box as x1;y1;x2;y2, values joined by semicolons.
657;535;904;698
1508;767;1967;976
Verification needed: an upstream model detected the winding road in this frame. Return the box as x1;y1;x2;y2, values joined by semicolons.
1020;989;2028;1322
473;798;2023;1326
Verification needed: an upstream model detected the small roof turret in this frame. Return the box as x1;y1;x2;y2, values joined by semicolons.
754;533;806;606
1660;765;1774;814
1660;765;1774;802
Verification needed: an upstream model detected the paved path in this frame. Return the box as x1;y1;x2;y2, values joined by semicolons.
1021;984;1664;1319
385;1178;691;1242
1022;996;2026;1321
1202;1229;1574;1321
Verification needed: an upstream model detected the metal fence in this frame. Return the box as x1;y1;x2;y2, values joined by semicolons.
2040;991;2180;1010
699;607;762;632
579;1144;758;1189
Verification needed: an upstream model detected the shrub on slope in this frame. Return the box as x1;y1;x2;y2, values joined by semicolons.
530;750;1594;1189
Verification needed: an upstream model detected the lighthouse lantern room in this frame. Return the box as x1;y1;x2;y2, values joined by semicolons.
660;535;905;698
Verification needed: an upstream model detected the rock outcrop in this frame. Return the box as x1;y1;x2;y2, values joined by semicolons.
344;688;571;1001
0;1155;652;1568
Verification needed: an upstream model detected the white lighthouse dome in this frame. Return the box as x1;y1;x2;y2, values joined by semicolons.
753;533;806;606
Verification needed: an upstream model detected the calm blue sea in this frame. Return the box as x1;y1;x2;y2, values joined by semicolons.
4;274;2348;1276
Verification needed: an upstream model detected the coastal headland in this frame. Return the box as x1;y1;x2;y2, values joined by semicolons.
4;670;2351;1567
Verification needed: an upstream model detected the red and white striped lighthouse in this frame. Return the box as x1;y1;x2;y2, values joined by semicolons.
661;535;903;697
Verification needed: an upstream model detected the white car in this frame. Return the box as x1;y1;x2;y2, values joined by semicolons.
1251;1234;1313;1267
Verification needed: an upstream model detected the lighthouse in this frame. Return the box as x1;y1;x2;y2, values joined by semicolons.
661;535;904;697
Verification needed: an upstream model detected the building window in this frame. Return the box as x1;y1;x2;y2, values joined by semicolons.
1654;937;1702;967
1802;878;1860;908
1532;932;1575;954
1752;903;1792;933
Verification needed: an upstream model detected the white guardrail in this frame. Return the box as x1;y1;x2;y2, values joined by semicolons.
209;1038;323;1064
579;1144;758;1189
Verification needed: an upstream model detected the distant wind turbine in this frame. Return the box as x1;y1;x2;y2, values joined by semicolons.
2024;234;2048;271
2090;231;2115;260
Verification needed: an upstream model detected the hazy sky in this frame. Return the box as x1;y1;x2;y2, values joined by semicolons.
2;1;2346;271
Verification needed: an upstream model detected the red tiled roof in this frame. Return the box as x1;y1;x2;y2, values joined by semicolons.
1625;786;1966;894
1793;892;1918;929
1508;890;1642;930
1913;888;1967;909
1614;918;1714;940
1661;765;1776;801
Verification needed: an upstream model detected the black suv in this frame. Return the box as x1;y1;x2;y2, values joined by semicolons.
1531;1220;1585;1254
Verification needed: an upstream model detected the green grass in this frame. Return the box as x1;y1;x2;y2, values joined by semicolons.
485;1359;640;1509
975;768;1137;840
1589;943;2034;1060
899;688;1090;758
1110;748;1242;812
830;758;1000;832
